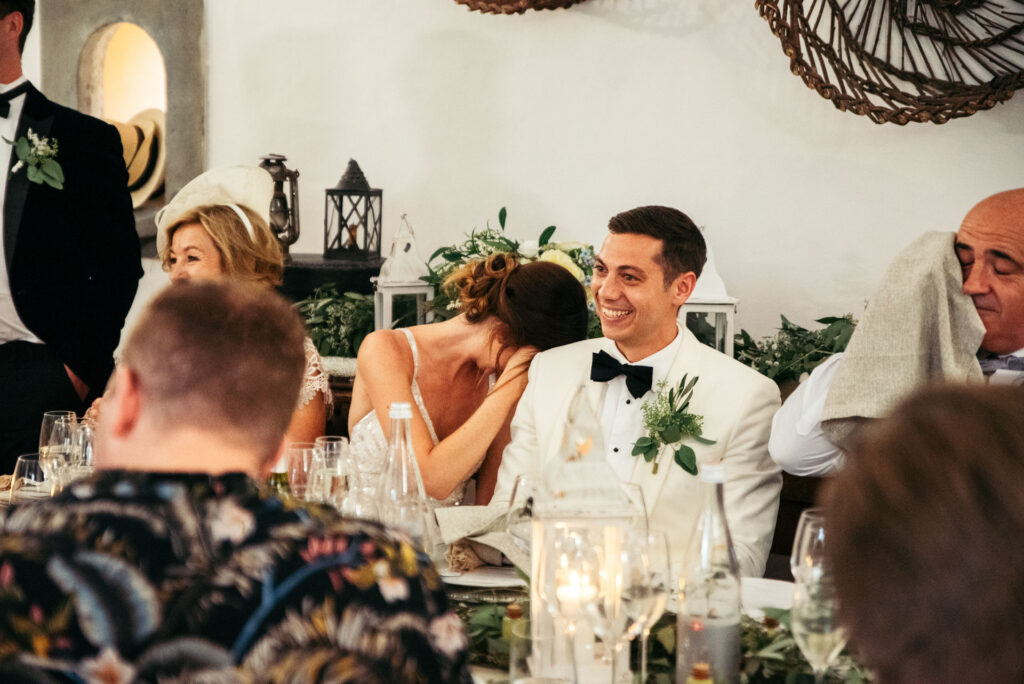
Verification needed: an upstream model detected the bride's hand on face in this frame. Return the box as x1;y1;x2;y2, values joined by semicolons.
498;345;539;382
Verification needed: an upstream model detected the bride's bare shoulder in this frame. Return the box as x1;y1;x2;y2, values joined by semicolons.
356;329;413;372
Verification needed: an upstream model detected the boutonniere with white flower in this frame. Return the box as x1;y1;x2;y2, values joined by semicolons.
631;375;716;475
4;128;63;189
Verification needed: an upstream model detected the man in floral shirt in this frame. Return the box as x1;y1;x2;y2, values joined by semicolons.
0;281;471;683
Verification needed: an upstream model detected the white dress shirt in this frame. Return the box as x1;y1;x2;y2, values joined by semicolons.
0;75;42;345
600;330;683;481
769;347;1024;476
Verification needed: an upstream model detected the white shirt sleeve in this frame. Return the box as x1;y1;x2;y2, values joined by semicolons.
768;354;846;476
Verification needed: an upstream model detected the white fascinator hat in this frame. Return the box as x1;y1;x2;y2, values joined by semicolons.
155;166;274;256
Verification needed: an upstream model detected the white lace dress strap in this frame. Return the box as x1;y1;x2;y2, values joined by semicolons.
299;337;334;410
400;328;440;445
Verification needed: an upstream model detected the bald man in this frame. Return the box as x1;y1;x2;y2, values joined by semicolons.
769;188;1024;476
955;188;1024;356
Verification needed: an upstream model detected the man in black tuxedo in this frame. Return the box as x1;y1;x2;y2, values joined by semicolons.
0;0;141;471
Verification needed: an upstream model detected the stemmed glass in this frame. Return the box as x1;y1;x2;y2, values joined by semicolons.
622;531;671;684
10;454;48;504
790;507;824;581
39;411;76;455
790;512;848;684
583;526;665;683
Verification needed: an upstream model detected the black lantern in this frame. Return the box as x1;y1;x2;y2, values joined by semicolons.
324;159;382;260
258;154;300;261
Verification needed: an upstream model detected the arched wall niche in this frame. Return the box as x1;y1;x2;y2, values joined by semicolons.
39;0;206;240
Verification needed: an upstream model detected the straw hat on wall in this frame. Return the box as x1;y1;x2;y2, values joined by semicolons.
108;108;166;208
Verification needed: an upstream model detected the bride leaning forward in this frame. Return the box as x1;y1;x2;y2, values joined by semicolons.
348;253;588;505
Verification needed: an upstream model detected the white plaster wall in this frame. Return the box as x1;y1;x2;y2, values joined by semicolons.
202;0;1024;337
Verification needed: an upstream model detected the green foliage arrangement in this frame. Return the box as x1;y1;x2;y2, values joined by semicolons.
455;603;872;683
295;284;374;358
734;315;856;387
422;207;602;337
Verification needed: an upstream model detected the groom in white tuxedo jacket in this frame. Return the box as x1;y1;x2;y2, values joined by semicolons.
492;206;781;577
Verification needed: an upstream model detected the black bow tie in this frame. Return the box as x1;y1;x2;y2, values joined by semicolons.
979;355;1024;375
0;82;30;118
590;350;653;399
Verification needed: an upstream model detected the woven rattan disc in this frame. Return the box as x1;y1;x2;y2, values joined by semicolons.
755;0;1024;124
454;0;586;14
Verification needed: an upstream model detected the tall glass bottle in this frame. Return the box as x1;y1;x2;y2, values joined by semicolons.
376;402;431;549
676;462;741;684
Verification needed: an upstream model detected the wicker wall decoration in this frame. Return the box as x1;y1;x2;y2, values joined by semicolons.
454;0;586;14
755;0;1024;124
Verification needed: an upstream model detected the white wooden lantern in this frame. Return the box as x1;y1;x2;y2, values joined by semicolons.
679;239;737;357
373;215;434;330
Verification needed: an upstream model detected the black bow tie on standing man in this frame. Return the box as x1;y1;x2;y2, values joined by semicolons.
590;350;654;399
0;82;30;118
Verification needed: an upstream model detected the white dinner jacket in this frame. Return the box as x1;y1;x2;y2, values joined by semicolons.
493;325;782;577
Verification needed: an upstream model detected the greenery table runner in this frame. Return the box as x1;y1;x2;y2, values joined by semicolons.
452;596;872;683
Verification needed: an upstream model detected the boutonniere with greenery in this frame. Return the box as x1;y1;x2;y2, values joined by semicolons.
4;128;63;189
631;375;715;475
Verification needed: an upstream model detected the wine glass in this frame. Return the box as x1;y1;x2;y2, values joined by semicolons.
38;410;76;455
10;454;48;504
622;530;671;684
790;507;825;581
790;514;847;684
506;474;538;556
583;525;659;683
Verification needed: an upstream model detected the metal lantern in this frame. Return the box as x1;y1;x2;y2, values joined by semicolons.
324;159;382;260
258;154;300;260
680;239;737;356
374;214;433;330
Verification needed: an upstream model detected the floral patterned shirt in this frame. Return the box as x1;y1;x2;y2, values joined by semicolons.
0;470;472;683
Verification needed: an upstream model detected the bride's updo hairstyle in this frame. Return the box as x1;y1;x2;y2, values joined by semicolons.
445;252;588;363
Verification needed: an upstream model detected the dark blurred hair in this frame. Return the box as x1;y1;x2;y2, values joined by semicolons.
608;205;706;284
0;0;33;53
823;384;1024;684
444;252;588;363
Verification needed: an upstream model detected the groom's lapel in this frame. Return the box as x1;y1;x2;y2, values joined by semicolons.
4;87;54;271
629;327;704;514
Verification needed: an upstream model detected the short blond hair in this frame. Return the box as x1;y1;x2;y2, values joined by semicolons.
121;280;306;464
160;204;284;288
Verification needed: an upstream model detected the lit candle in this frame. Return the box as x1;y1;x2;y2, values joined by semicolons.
555;570;597;617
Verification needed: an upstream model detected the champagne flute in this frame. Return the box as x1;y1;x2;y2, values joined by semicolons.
622;531;671;684
790;515;847;684
790;507;825;582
